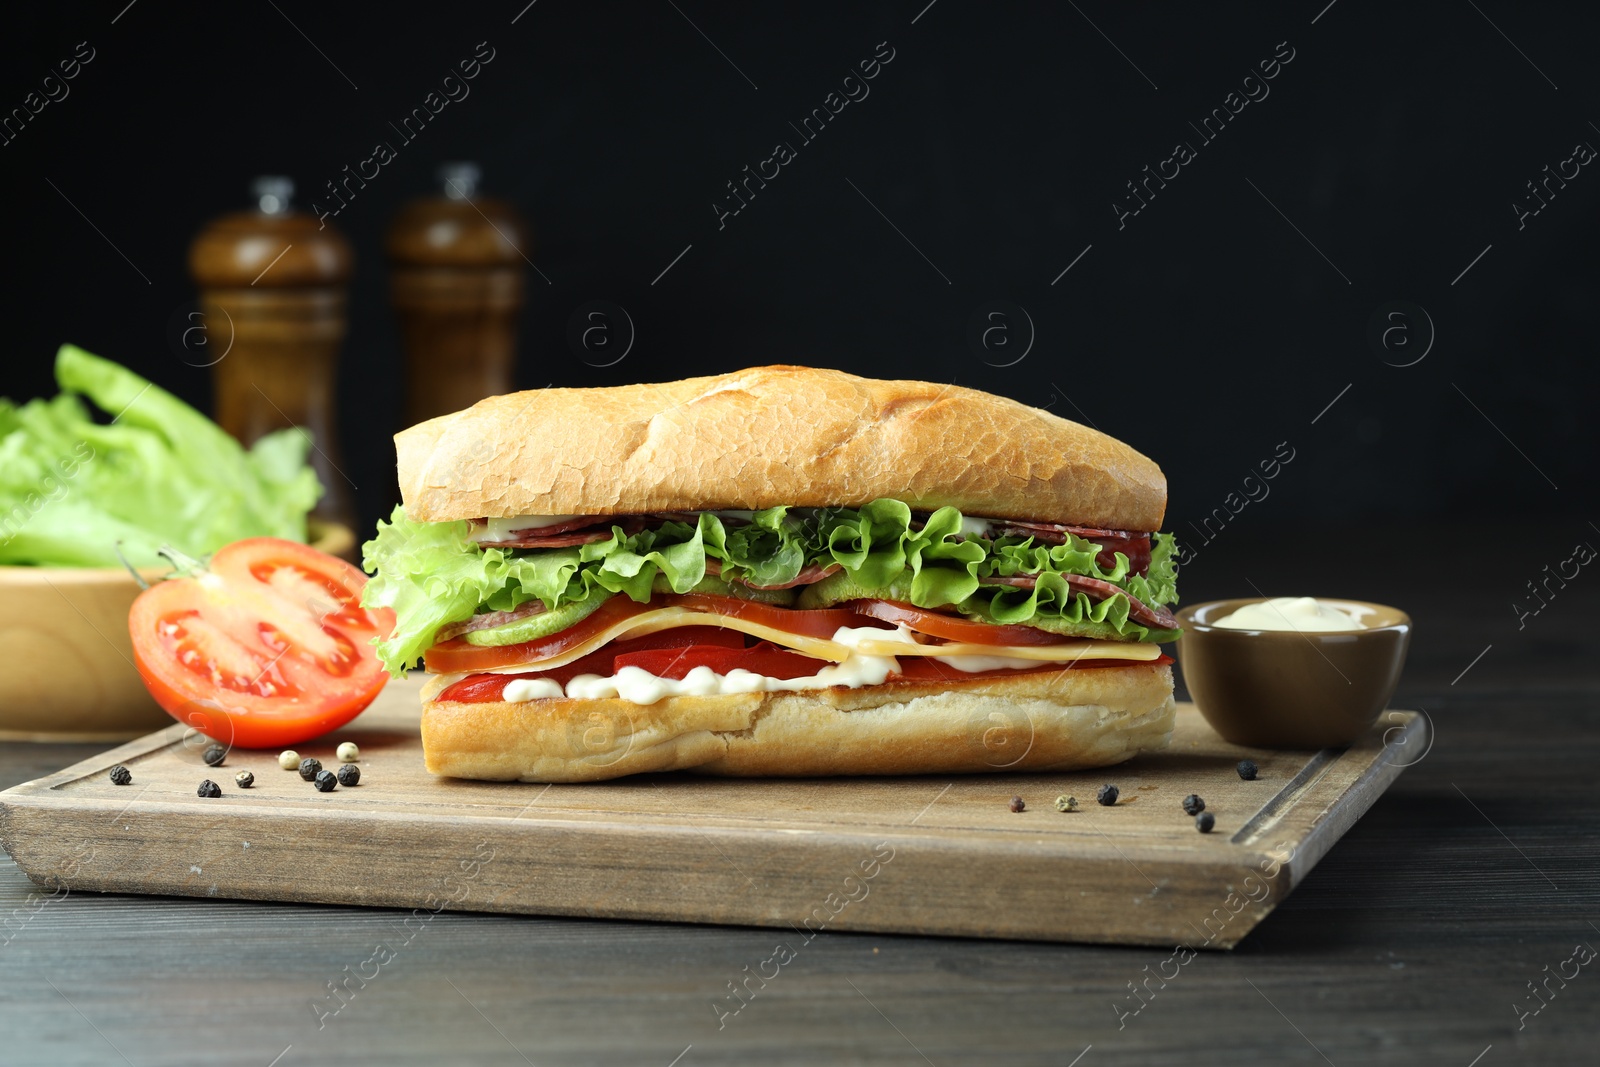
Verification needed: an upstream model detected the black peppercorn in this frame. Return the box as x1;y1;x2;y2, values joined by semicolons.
337;764;360;787
298;757;322;781
313;769;338;792
109;765;132;786
197;780;222;798
1097;784;1119;806
1182;794;1205;816
234;770;255;789
1008;795;1025;813
202;744;226;767
1237;759;1259;781
1195;812;1216;833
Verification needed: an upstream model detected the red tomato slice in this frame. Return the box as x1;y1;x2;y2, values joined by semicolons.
612;641;824;680
426;594;652;674
425;594;870;674
128;538;395;749
434;627;748;700
847;599;1081;646
440;641;825;702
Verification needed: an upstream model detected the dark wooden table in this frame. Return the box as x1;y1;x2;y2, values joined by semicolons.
3;526;1597;1065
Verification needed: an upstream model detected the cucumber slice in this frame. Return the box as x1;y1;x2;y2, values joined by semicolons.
461;592;611;647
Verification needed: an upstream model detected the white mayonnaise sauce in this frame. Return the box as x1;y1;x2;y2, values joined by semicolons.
501;677;565;702
1212;597;1365;632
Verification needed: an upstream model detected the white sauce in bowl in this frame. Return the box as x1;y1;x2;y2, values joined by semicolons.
1211;597;1366;632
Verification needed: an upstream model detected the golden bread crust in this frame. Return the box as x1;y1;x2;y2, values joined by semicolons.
396;365;1167;529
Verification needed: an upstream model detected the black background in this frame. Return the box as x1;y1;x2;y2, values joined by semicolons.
4;1;1595;544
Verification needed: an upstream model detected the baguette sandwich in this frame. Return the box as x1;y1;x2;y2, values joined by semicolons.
361;366;1181;782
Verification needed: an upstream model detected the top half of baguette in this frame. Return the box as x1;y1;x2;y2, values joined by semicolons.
395;365;1167;530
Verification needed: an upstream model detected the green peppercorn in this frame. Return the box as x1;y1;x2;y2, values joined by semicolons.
337;764;360;787
109;765;132;786
1055;794;1078;812
197;780;222;798
313;769;337;792
298;757;322;781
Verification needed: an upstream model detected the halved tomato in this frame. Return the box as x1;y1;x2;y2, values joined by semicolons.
128;538;395;749
847;599;1078;646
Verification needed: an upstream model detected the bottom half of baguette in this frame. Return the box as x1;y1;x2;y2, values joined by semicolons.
420;663;1175;783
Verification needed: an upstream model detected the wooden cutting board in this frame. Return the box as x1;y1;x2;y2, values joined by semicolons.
0;679;1423;948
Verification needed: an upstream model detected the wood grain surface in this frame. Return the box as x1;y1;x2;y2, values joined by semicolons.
0;679;1420;948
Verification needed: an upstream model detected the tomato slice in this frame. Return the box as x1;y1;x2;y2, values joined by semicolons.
128;538;395;749
669;594;867;639
613;641;824;680
434;627;747;699
846;599;1080;646
424;593;871;674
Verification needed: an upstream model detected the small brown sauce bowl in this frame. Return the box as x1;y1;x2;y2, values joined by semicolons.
1175;598;1411;749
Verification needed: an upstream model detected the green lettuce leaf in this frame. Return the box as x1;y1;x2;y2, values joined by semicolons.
362;503;1182;675
0;344;321;567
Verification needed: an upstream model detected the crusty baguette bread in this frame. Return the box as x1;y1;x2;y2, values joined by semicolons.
396;365;1167;530
420;664;1175;783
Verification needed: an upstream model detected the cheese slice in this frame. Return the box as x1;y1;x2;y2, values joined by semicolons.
466;606;853;674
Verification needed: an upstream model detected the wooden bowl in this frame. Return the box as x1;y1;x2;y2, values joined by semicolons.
0;521;355;741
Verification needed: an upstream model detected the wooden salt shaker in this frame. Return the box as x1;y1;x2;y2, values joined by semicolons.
388;162;527;425
188;176;356;531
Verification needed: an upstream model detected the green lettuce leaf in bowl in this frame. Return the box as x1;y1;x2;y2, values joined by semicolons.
0;344;321;568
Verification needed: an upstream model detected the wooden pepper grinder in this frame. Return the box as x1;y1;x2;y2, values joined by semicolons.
188;176;357;533
388;162;528;426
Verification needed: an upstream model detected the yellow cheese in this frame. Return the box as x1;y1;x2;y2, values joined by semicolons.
469;606;851;674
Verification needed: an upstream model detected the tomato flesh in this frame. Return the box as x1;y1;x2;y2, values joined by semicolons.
613;641;824;680
847;599;1080;646
129;538;394;749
